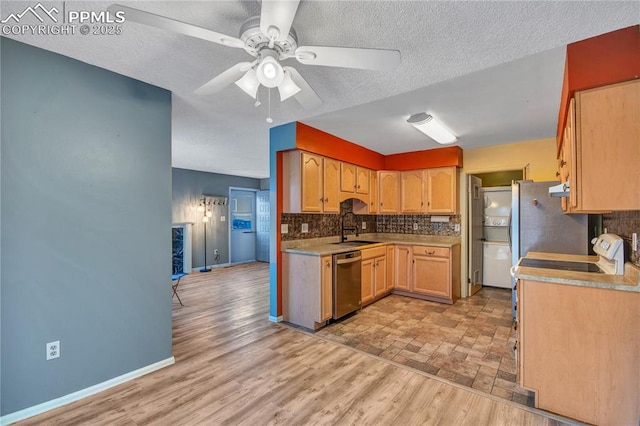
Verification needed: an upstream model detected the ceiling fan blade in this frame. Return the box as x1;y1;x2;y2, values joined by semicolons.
109;4;244;48
295;46;401;71
195;62;253;95
260;0;300;42
284;67;322;109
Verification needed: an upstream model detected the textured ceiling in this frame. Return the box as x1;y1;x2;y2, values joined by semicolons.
2;1;638;178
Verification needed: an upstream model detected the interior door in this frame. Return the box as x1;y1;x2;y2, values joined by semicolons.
255;190;270;263
230;189;256;264
469;175;483;295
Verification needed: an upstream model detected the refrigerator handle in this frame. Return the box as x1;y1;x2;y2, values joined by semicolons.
507;208;512;248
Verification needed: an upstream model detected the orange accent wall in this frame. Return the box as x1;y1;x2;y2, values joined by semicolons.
295;123;385;170
557;25;640;150
384;146;463;170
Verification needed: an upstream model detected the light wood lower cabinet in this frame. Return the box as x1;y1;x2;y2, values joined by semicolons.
517;279;639;425
393;244;460;304
361;246;389;306
282;253;333;330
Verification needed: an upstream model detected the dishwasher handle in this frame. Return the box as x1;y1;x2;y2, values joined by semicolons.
336;256;362;265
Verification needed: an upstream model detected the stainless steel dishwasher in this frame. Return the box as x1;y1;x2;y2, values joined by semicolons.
332;251;362;319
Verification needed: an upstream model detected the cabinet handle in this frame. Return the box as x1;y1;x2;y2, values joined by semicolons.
320;197;324;202
326;261;331;268
560;160;567;167
325;198;329;203
425;250;435;255
555;171;560;177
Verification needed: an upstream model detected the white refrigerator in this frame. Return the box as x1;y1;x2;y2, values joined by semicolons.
482;187;512;289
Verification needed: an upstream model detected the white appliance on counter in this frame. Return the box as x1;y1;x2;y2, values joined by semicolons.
482;187;512;289
592;233;625;275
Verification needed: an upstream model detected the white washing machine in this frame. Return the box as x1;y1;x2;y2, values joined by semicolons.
483;241;512;289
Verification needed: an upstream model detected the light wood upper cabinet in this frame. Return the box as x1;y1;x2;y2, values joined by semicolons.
323;158;341;213
425;167;458;214
282;151;340;214
401;170;425;212
569;79;640;211
379;171;400;213
341;163;370;195
300;152;324;212
369;171;378;214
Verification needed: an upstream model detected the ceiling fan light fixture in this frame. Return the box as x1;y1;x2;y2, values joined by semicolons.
256;56;284;88
235;69;260;99
407;113;457;144
278;70;301;101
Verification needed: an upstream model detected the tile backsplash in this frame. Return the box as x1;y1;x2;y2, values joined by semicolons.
282;198;461;241
602;210;640;266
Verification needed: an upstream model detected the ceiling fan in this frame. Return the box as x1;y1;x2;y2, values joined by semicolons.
108;1;401;110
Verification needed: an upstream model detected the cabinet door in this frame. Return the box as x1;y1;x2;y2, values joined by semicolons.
373;255;387;298
394;245;412;290
369;171;378;214
401;170;424;212
385;245;394;292
426;167;458;214
566;98;577;211
320;256;333;322
379;171;400;213
356;167;370;194
301;152;324;212
340;162;357;193
323;158;341;213
412;252;451;298
361;258;375;304
576;80;640;211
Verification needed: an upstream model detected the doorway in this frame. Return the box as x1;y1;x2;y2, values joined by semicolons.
467;170;523;296
229;188;257;264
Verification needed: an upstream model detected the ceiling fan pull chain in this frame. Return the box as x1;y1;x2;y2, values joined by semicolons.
266;89;273;123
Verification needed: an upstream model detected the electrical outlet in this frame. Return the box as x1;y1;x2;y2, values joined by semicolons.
361;222;367;230
454;223;461;232
301;223;309;233
281;224;288;234
413;223;418;230
633;232;638;252
220;216;226;222
46;341;60;360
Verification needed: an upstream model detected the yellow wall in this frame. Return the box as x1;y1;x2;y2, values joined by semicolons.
459;137;558;298
463;137;558;179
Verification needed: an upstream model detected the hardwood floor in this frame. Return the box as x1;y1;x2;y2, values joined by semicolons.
17;263;570;425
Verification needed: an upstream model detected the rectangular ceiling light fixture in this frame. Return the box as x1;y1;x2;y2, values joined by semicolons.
407;112;457;144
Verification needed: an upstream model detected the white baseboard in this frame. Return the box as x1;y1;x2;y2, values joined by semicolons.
0;356;175;425
268;315;283;323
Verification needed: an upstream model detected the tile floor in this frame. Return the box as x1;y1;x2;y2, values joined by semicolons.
316;287;536;407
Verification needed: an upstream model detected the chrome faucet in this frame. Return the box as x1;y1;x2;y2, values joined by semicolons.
341;212;359;242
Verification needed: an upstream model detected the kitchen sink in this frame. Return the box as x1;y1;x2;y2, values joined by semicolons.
331;240;380;246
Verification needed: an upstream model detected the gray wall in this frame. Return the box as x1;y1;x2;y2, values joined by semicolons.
0;38;173;415
172;168;260;267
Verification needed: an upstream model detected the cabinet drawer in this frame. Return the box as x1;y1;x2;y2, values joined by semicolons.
412;246;449;258
361;246;386;260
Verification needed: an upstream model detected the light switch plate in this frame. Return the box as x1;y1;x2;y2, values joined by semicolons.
281;224;288;234
301;223;308;233
362;222;367;230
413;223;418;230
455;223;461;232
220;216;226;222
633;232;638;252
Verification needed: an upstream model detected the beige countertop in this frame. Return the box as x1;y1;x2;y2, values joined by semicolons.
514;251;640;293
282;233;460;256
